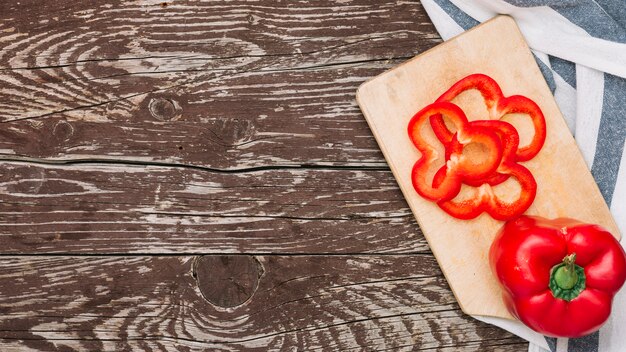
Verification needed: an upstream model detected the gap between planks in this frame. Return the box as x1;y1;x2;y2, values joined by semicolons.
0;156;391;174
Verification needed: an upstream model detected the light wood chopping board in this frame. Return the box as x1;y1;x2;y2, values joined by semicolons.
356;16;620;320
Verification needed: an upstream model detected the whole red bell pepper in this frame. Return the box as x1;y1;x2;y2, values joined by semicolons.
490;216;626;337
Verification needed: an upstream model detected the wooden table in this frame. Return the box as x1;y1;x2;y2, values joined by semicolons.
0;1;528;350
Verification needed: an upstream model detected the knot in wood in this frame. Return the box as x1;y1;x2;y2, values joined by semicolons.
206;118;256;147
52;120;74;142
194;255;262;308
8;166;45;195
148;97;182;121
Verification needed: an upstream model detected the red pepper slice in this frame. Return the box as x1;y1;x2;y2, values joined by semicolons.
432;120;537;221
455;120;520;187
408;102;503;202
433;163;536;220
430;74;546;162
490;216;626;337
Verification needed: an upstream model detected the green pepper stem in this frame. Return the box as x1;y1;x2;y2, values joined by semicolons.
549;253;586;301
563;253;576;268
554;254;578;290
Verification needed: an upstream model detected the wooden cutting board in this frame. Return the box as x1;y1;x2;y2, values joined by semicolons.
356;16;620;320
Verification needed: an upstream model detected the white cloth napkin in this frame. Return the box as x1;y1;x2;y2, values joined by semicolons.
419;1;626;351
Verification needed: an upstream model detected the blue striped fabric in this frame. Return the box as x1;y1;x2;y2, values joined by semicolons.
593;74;626;205
420;0;626;351
552;0;626;208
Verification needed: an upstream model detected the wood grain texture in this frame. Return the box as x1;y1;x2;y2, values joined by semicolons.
0;0;440;255
0;255;525;351
0;161;425;254
0;0;528;349
0;0;440;169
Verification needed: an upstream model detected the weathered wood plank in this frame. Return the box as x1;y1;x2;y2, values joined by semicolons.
0;161;425;254
0;0;440;169
0;255;526;351
0;0;524;349
0;64;397;168
0;1;439;254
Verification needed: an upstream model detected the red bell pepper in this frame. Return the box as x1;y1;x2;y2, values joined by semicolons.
432;164;536;221
430;73;546;162
408;101;503;201
443;120;520;187
490;216;626;337
431;120;536;221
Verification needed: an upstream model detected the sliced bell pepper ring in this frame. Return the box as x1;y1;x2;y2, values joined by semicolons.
430;73;546;162
432;141;537;221
408;101;503;202
450;120;520;187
